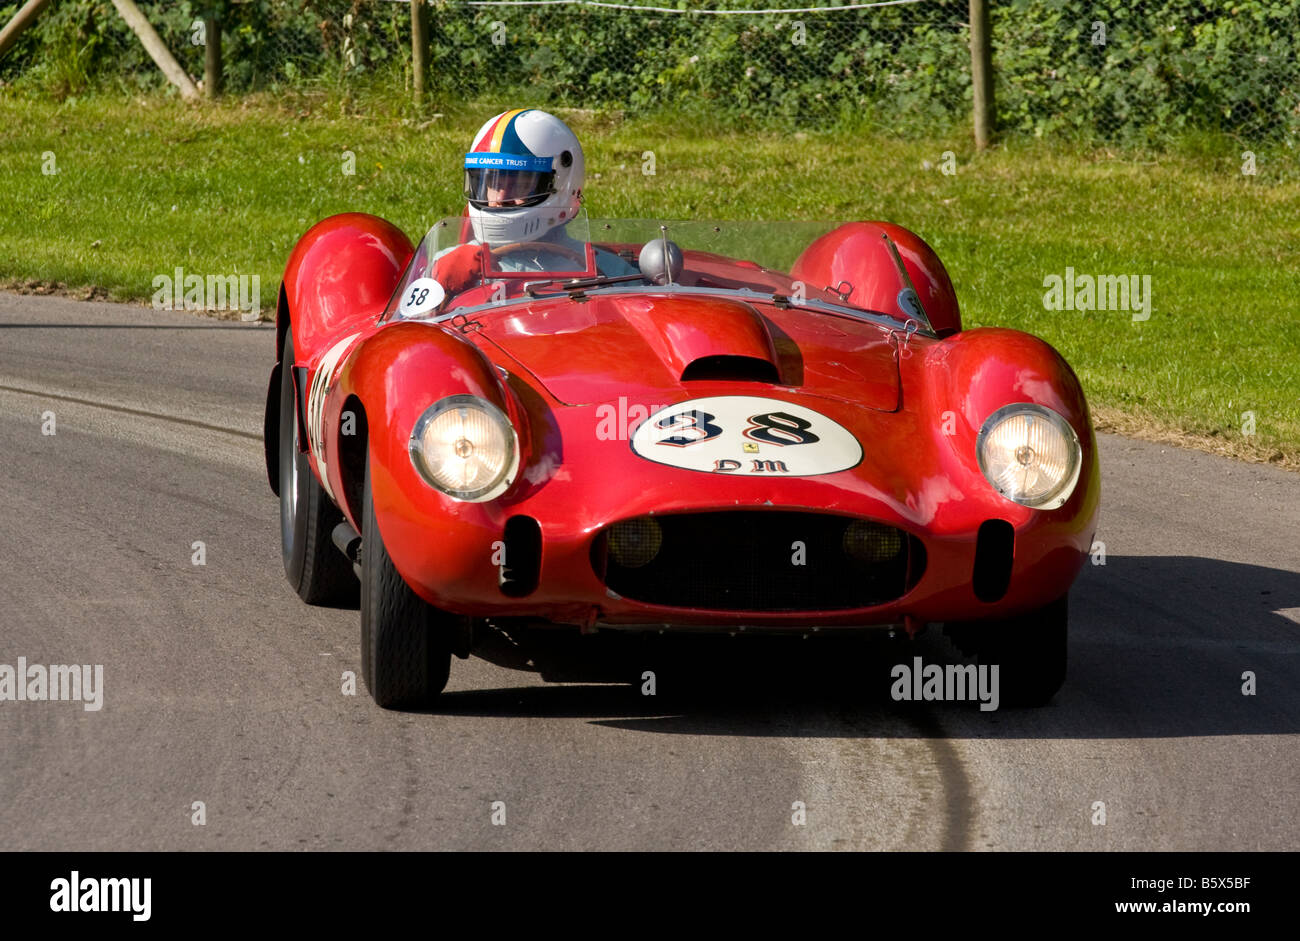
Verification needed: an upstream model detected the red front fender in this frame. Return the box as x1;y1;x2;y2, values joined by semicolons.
327;322;529;588
282;213;413;364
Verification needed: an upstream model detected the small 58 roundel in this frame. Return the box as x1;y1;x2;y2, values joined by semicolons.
398;277;445;317
629;396;862;477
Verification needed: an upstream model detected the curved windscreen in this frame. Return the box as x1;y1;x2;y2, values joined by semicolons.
384;212;935;335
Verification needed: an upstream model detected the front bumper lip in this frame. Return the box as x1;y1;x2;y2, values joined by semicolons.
385;503;1088;629
583;620;909;635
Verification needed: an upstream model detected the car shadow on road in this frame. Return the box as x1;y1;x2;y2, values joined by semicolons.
428;555;1299;740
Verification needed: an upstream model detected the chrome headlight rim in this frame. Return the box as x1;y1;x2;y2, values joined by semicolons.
408;393;518;503
976;402;1082;510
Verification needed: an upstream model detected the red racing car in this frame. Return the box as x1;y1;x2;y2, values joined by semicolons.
263;210;1099;708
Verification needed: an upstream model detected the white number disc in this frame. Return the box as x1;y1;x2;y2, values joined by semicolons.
398;277;446;317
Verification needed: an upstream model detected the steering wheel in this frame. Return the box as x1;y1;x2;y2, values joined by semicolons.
489;241;587;264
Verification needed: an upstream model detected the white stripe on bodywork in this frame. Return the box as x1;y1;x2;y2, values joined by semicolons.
306;333;361;499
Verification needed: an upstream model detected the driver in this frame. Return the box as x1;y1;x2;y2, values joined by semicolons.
435;108;637;289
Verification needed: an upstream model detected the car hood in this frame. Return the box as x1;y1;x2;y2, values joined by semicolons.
473;292;901;411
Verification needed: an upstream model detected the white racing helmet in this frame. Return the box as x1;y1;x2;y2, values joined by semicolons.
464;109;585;243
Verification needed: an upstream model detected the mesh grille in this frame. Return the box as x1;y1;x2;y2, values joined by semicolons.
592;512;924;612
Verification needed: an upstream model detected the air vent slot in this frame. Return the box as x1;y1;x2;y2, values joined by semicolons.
680;355;779;384
499;516;542;597
973;519;1015;602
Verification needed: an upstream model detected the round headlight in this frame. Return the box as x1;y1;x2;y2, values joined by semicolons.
409;394;517;502
977;404;1081;510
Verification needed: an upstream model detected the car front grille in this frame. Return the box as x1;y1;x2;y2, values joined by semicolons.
591;511;924;612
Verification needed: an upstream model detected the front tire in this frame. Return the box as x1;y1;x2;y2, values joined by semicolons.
359;453;453;708
944;595;1068;707
279;331;358;606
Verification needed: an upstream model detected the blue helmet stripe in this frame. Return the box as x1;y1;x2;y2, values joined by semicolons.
464;152;553;172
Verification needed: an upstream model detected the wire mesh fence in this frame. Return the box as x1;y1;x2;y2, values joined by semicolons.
1;0;1297;146
423;0;971;131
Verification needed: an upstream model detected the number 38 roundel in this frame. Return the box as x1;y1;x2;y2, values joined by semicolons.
629;396;863;477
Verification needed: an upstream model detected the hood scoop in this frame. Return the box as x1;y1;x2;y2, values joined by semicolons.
680;354;781;383
476;292;899;411
620;293;782;382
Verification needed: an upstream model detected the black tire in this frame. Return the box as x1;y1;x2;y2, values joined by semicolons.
359;453;453;708
944;595;1068;707
279;331;358;606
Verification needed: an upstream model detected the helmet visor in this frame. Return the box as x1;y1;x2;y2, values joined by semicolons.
464;168;556;209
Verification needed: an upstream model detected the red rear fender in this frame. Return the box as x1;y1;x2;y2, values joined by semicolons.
282;213;413;364
791;222;961;337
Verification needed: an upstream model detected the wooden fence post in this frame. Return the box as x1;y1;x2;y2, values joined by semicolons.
0;0;54;62
411;0;428;106
109;0;199;99
204;12;222;98
970;0;994;150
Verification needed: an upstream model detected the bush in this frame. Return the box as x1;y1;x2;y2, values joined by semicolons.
991;0;1300;145
1;0;1296;144
0;1;409;95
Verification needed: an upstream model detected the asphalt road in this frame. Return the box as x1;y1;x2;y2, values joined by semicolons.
1;292;1297;851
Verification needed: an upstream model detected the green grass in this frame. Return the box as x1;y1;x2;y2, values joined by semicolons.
1;89;1298;460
